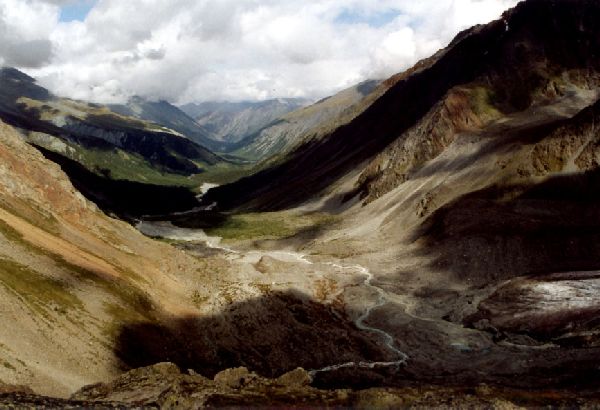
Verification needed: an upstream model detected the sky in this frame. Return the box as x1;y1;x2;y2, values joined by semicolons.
0;0;519;104
58;0;96;22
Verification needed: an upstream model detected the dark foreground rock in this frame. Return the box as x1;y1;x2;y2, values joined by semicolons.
2;363;600;408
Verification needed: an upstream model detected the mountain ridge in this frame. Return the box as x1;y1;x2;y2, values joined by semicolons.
205;0;600;211
181;98;309;147
109;96;225;152
231;80;382;160
0;67;223;182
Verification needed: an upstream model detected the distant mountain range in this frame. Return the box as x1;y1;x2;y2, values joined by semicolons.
232;80;382;160
0;65;385;169
110;95;367;159
0;65;385;197
0;68;223;174
180;98;309;145
178;81;384;162
109;96;222;152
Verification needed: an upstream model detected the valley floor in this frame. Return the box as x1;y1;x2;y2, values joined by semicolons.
131;204;600;395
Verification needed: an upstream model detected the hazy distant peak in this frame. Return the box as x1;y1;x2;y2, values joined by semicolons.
179;98;310;144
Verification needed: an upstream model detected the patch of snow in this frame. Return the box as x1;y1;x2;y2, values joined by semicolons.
529;279;600;311
198;183;219;196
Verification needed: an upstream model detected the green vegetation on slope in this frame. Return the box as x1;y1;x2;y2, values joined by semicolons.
35;139;254;189
204;213;292;240
203;212;337;242
0;257;83;316
0;217;152;325
469;86;502;120
73;144;203;187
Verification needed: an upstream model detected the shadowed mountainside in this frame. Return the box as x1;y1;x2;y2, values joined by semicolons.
206;0;600;211
36;146;199;219
414;168;600;285
113;288;600;393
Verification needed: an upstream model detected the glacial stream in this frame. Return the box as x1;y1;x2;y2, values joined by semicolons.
309;262;409;377
135;219;409;378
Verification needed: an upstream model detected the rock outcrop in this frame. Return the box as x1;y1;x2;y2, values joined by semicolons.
2;363;599;408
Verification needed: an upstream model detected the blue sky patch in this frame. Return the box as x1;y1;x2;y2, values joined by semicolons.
335;8;400;27
59;0;97;22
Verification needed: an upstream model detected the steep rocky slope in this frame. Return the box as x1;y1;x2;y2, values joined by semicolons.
0;119;212;396
197;0;600;392
305;85;600;381
206;0;600;211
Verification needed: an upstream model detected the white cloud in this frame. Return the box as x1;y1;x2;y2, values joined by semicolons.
0;0;519;103
0;0;58;67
